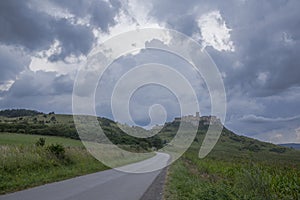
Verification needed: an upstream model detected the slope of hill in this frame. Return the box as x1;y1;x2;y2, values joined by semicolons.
0;109;157;194
0;110;163;151
162;119;300;199
157;118;296;157
1;109;300;198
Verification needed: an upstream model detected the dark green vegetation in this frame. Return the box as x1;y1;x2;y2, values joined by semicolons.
0;109;157;194
0;109;43;118
0;109;163;151
1;109;300;198
0;133;108;194
163;121;300;200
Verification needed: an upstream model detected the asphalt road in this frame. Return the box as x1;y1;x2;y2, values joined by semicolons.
0;152;170;200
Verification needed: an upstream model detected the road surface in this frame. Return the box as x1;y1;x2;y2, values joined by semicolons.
0;152;170;200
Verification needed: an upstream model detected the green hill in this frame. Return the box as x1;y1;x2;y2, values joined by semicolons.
162;119;300;199
157;119;299;161
1;109;300;198
0;109;157;194
0;110;163;151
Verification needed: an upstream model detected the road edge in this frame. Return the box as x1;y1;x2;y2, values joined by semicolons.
140;165;169;200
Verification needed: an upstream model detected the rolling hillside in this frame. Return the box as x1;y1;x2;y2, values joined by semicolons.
0;109;163;151
161;119;300;199
0;109;159;194
1;109;300;198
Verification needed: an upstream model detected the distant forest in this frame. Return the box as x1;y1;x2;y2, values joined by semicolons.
0;109;44;118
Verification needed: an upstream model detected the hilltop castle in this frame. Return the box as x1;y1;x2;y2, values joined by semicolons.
174;112;220;126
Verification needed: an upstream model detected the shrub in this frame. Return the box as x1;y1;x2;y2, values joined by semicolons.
35;138;46;147
47;144;65;159
269;147;286;153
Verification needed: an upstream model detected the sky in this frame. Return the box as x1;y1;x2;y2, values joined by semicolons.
0;0;300;144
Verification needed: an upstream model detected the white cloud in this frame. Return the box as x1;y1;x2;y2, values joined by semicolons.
240;114;300;123
29;39;85;75
124;0;158;27
197;10;235;52
29;56;82;75
0;80;14;91
29;0;73;19
35;39;62;58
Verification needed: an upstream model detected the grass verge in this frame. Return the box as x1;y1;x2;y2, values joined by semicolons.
164;142;300;200
0;133;154;194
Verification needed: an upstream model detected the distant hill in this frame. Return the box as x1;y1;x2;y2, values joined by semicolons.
0;109;297;156
0;112;163;151
0;109;44;118
155;118;296;157
279;143;300;150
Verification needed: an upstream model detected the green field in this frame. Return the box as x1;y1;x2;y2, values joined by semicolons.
0;132;83;147
0;132;107;194
0;110;161;194
0;132;153;194
164;131;300;200
0;112;164;150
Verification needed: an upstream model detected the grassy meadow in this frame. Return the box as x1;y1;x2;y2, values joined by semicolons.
1;110;300;199
0;132;108;194
164;130;300;200
0;132;154;194
0;132;83;147
0;111;160;194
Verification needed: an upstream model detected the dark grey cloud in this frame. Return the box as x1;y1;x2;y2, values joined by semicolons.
53;74;74;95
0;0;122;111
5;71;73;97
0;0;122;61
0;45;30;82
0;70;73;113
0;0;300;143
89;0;121;32
146;0;300;96
141;0;300;142
227;113;300;142
212;1;300;96
0;1;54;51
48;18;94;62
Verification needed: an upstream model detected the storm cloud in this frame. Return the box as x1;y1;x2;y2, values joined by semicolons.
0;0;300;143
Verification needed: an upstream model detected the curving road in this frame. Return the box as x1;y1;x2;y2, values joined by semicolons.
0;152;170;200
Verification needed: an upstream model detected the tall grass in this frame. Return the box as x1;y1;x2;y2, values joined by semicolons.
0;144;107;194
164;142;300;200
0;133;156;194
